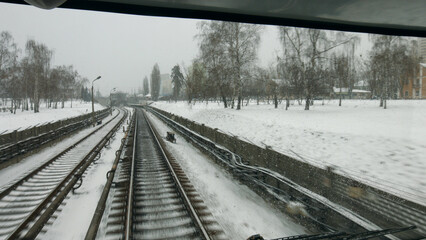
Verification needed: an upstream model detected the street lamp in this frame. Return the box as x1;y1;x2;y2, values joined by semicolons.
110;87;116;115
92;76;101;126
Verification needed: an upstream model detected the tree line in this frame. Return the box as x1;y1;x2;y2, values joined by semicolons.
164;21;421;110
0;31;90;114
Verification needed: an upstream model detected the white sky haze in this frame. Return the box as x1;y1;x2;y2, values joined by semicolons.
0;2;371;95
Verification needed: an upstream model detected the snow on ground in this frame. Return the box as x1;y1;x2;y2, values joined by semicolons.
0;110;119;191
38;110;130;240
147;112;307;239
152;100;426;206
0;101;105;133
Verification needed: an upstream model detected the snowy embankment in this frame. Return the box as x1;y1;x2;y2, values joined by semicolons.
147;112;306;238
0;101;105;133
153;100;426;205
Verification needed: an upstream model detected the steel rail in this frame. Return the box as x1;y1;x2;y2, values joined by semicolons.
142;109;212;240
124;110;137;240
20;108;128;239
85;109;135;240
99;108;222;239
4;108;128;240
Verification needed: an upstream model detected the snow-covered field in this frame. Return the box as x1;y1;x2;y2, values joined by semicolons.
0;101;105;133
153;100;426;206
147;112;306;238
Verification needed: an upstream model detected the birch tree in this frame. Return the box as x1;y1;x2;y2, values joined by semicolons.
367;35;418;108
25;39;52;113
223;22;262;110
278;27;358;110
198;21;232;108
0;31;20;111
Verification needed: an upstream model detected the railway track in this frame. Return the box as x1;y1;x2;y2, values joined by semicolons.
145;106;424;240
93;108;226;240
0;108;110;165
0;108;128;240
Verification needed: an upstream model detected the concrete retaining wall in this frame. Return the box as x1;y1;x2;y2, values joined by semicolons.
0;108;110;146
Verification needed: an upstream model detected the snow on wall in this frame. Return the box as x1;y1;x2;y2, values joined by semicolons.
0;101;105;133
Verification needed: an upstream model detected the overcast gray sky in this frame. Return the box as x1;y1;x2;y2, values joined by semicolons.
0;2;371;95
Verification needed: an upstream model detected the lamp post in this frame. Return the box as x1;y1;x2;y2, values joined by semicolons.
110;87;116;115
92;76;101;126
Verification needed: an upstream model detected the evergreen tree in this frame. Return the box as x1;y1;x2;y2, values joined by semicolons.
150;63;161;100
171;64;184;101
143;76;149;96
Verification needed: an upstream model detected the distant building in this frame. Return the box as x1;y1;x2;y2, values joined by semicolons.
159;73;172;97
333;87;371;99
420;38;426;63
110;92;127;106
354;80;369;91
401;63;426;99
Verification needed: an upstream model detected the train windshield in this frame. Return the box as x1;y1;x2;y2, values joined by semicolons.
0;2;425;240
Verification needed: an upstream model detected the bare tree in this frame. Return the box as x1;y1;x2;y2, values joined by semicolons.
195;21;262;108
185;60;207;104
367;35;418;108
0;31;20;112
2;32;90;113
76;76;89;103
197;21;232;108
266;79;279;108
223;22;262;110
331;53;351;106
55;65;78;108
251;67;269;105
25;39;53;113
278;27;358;110
47;66;61;108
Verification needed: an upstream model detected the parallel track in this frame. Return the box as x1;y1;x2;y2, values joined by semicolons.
100;108;226;240
0;108;127;240
0;108;110;164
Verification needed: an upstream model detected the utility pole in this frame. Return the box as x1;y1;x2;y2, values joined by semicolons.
92;76;101;126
